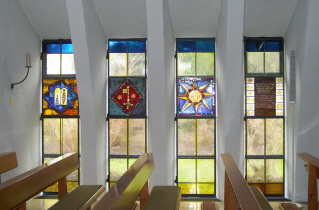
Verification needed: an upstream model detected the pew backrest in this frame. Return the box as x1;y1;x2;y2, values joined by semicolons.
0;152;18;183
0;152;79;210
221;153;262;210
93;153;154;210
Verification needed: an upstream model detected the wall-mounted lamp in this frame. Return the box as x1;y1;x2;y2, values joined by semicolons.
11;53;32;89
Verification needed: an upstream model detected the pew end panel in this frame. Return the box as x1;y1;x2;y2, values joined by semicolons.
0;152;18;183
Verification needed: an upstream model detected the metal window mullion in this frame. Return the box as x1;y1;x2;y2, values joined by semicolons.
60;118;63;155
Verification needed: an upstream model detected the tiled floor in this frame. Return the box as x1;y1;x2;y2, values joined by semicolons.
26;198;309;210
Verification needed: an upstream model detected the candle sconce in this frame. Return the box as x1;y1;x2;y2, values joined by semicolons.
11;53;32;89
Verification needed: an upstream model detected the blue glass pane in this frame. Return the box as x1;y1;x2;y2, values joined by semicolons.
177;41;196;52
128;41;146;53
265;41;282;51
109;41;127;53
246;41;264;52
47;44;61;53
196;40;215;52
62;44;73;53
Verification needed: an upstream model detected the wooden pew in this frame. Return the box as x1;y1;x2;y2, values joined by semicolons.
221;153;267;210
143;186;181;210
0;152;104;210
296;152;319;210
0;152;18;183
93;153;154;210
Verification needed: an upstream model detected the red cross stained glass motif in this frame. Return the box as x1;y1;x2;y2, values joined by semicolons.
111;80;143;114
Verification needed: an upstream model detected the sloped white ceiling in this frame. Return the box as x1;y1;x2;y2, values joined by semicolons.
18;0;298;39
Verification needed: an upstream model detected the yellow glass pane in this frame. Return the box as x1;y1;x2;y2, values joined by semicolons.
110;158;127;182
196;53;214;76
197;119;214;156
178;119;196;155
266;183;284;194
197;183;214;194
110;119;127;155
265;52;280;73
43;118;61;154
128;119;145;155
246;119;264;155
67;181;78;192
247;159;264;183
197;159;214;182
266;119;283;155
128;53;145;76
44;109;59;115
266;159;283;182
109;53;127;76
62;118;78;153
44;182;58;192
247;52;264;73
61;54;75;74
177;53;195;76
178;159;196;182
178;183;196;194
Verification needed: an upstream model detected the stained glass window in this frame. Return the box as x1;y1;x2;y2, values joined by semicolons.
176;39;215;197
107;39;147;188
244;38;285;196
42;40;79;193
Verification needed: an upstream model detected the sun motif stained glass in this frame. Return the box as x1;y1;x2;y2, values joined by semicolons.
112;80;142;114
177;78;215;116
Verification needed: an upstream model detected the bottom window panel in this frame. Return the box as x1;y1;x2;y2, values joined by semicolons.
248;183;284;195
109;157;137;188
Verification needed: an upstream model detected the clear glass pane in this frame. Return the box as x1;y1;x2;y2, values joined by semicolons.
66;170;78;181
110;158;127;181
197;183;214;194
179;183;196;194
61;54;75;74
247;159;265;182
128;119;145;155
43;118;61;154
178;159;196;182
197;119;214;156
128;53;145;76
62;118;78;153
197;159;214;182
110;119;127;155
177;53;195;76
246;119;264;155
109;53;127;76
265;52;280;73
266;119;283;155
196;53;214;76
178;119;196;155
247;52;264;74
47;54;61;75
266;159;283;182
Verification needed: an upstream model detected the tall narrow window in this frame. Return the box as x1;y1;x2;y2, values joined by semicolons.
107;39;147;188
244;37;285;197
42;40;79;193
176;39;216;197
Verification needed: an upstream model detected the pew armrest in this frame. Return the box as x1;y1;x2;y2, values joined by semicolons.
250;186;273;210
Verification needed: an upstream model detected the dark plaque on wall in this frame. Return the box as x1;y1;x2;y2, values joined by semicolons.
255;77;276;116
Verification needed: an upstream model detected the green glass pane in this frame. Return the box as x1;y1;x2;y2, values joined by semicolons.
246;119;264;155
197;119;214;156
247;52;264;74
109;53;127;76
62;118;78;153
43;118;61;154
110;119;127;155
266;119;283;155
61;54;75;74
110;158;127;181
196;53;214;76
197;183;214;194
178;119;196;155
197;159;214;182
265;52;280;74
178;159;196;182
266;159;283;182
128;119;145;155
177;53;195;76
178;183;196;194
247;159;264;183
47;54;61;75
128;53;145;76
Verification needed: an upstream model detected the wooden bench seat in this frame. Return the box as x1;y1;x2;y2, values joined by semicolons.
0;152;104;210
278;203;300;210
144;186;181;210
0;152;18;183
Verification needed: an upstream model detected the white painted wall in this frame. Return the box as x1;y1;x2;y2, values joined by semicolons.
0;0;41;181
